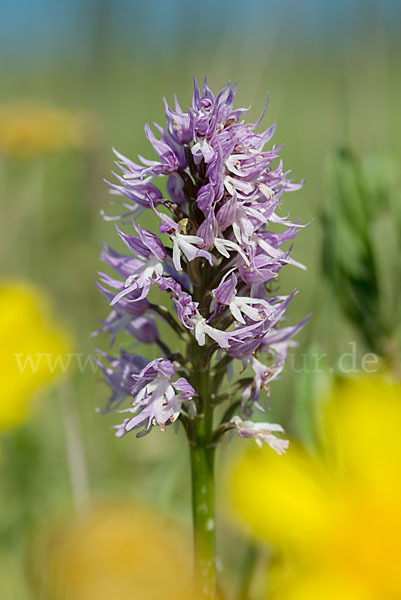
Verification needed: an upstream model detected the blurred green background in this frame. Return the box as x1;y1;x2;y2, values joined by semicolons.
1;1;401;598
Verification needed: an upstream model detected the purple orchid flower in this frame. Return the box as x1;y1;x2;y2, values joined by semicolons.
230;416;289;455
114;358;196;437
96;77;308;442
94;350;148;412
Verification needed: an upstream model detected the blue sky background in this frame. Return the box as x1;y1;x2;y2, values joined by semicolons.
1;0;401;63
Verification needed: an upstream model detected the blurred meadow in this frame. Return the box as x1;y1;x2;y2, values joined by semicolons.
1;1;401;598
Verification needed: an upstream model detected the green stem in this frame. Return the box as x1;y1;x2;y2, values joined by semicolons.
190;439;216;598
189;343;217;599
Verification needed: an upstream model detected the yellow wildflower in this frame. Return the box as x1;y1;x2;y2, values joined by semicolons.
230;376;401;600
0;101;86;158
0;280;72;429
31;503;200;600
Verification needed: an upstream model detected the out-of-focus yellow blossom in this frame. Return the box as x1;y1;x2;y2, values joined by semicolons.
230;375;401;600
0;101;86;158
0;280;72;429
32;504;200;600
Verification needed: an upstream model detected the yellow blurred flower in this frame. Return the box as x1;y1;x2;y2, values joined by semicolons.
32;503;200;600
230;376;401;600
0;280;72;429
0;101;86;158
